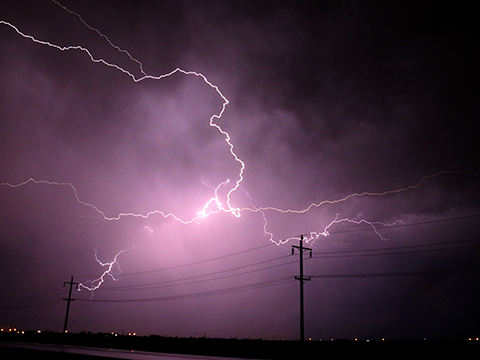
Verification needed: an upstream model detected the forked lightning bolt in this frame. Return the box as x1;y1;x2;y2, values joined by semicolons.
0;13;243;223
78;248;133;292
1;3;478;292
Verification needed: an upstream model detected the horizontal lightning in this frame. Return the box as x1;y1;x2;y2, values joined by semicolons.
0;14;243;224
3;11;477;239
247;170;477;215
1;3;479;293
1;171;473;242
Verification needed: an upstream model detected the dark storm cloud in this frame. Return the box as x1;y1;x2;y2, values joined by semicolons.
1;0;479;341
174;1;479;202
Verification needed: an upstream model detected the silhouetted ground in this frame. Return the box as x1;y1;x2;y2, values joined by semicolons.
1;331;478;359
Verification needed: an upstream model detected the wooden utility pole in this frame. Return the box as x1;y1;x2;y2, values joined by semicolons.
292;235;312;341
63;276;78;333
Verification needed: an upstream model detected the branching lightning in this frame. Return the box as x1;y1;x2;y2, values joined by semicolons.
78;247;134;293
1;6;244;223
1;2;478;293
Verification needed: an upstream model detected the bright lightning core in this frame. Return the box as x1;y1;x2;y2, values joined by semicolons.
1;2;478;294
0;18;242;221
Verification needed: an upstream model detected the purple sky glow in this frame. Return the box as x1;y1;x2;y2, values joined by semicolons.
1;1;479;340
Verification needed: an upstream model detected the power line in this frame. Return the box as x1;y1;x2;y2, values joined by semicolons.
312;238;480;259
77;214;480;279
0;299;64;310
78;238;480;292
100;257;298;292
73;265;480;304
76;276;294;303
0;277;67;309
0;287;64;303
120;243;273;277
68;238;480;303
74;214;480;281
2;276;69;296
68;214;479;306
2;215;477;312
307;266;480;279
0;286;65;309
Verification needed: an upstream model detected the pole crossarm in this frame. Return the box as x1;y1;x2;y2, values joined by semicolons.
295;275;311;283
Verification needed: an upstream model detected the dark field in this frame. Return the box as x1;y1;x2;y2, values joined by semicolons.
0;332;480;359
1;331;478;359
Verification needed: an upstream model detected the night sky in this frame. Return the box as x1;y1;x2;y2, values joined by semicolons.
1;1;479;341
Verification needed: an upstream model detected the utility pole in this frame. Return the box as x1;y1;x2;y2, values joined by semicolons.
292;235;312;341
63;276;78;333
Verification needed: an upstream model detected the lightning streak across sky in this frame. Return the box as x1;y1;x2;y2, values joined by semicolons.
0;2;478;294
0;15;243;222
78;247;134;293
